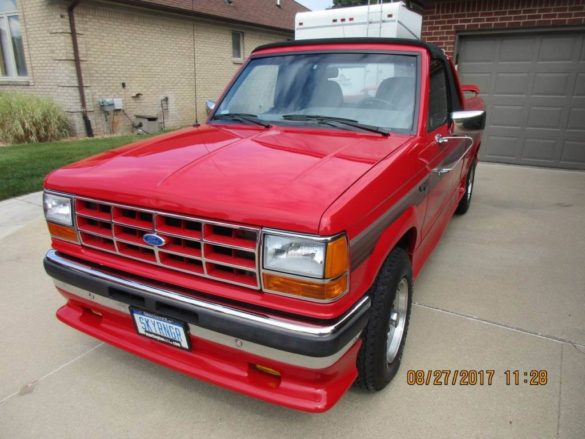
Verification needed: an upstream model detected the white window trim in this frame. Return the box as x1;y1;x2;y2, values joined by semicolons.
0;3;29;80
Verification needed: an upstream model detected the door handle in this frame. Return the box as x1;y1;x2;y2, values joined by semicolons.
433;167;452;176
435;134;449;144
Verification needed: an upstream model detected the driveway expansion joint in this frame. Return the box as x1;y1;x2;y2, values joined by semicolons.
413;302;585;349
0;342;104;407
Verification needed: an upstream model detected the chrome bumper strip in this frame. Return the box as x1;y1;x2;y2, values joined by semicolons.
46;250;370;369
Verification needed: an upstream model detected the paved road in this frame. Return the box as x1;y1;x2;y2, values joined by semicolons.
0;164;584;438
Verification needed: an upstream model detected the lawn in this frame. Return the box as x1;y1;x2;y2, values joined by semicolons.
0;134;150;201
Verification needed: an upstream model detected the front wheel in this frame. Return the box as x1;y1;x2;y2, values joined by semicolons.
356;247;412;391
455;162;476;215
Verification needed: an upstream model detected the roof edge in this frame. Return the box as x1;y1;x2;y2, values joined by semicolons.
252;38;446;59
99;0;296;33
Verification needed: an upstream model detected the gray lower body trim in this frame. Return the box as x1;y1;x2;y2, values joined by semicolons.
349;180;426;269
350;139;472;268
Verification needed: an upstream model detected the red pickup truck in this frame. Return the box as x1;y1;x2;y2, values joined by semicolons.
43;38;485;412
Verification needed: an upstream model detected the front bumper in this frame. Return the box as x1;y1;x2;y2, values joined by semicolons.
44;250;370;412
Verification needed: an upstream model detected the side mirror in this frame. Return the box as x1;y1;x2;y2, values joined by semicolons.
205;100;215;116
451;110;486;135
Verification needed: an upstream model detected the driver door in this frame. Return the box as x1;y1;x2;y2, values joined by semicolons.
419;59;460;240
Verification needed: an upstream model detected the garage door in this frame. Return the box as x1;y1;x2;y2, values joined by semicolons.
457;31;585;169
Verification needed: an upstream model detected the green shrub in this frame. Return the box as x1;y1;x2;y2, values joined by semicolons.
0;92;70;144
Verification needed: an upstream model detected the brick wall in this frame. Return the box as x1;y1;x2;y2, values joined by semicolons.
0;0;290;136
422;0;585;58
77;2;288;133
0;0;85;131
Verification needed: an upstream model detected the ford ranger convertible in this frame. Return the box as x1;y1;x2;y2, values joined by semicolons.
43;38;485;412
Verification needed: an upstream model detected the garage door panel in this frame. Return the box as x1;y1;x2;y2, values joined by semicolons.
458;31;585;169
532;73;571;96
499;37;535;62
539;35;579;62
459;38;498;62
490;105;524;127
560;141;585;168
521;138;560;162
525;126;569;138
492;63;537;73
567;108;585;130
532;63;583;74
483;135;521;160
575;73;585;96
494;73;530;95
527;106;564;129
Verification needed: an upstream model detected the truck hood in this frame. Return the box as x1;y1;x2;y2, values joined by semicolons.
46;125;408;233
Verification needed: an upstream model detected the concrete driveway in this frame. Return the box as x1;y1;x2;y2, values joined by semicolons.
0;163;584;438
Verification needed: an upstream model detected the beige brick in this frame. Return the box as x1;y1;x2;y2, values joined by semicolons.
0;0;291;136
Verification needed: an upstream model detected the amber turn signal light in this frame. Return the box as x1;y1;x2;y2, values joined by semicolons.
254;364;281;377
263;272;348;301
325;236;349;278
47;222;79;243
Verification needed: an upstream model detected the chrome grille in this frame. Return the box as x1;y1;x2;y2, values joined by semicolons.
74;197;260;289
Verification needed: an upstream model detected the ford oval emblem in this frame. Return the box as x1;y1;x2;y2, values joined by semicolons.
143;233;166;247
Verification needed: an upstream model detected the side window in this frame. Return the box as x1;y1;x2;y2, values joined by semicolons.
0;0;27;78
231;31;243;61
427;60;448;132
224;64;278;114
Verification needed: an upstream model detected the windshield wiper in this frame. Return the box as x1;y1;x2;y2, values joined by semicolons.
212;113;272;128
282;114;390;136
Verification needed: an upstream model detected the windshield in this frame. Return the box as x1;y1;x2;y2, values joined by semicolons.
213;52;418;133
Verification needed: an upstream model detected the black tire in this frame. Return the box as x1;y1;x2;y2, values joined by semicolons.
455;162;476;215
356;247;413;391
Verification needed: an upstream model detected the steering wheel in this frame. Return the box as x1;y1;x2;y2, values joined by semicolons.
360;96;399;110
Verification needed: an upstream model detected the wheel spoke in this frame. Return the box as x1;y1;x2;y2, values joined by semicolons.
390;311;398;326
467;167;475;201
386;277;409;363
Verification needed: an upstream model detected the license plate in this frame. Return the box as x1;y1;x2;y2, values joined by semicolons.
130;308;191;350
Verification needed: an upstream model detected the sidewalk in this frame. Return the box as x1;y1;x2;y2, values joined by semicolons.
0;191;43;240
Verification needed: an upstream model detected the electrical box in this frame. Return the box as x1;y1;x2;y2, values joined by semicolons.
295;2;422;41
98;98;123;111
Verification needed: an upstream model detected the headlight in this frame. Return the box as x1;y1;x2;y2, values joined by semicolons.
43;193;73;226
264;234;326;278
262;231;349;301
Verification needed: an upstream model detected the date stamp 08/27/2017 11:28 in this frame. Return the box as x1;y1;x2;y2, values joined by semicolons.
406;369;549;386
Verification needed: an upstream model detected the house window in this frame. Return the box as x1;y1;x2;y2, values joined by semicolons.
231;31;243;61
0;0;27;78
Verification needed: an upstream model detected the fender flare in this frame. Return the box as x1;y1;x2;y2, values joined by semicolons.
355;206;420;294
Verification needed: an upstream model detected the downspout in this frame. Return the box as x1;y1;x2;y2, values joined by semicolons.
67;0;94;137
192;20;199;124
192;0;199;124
